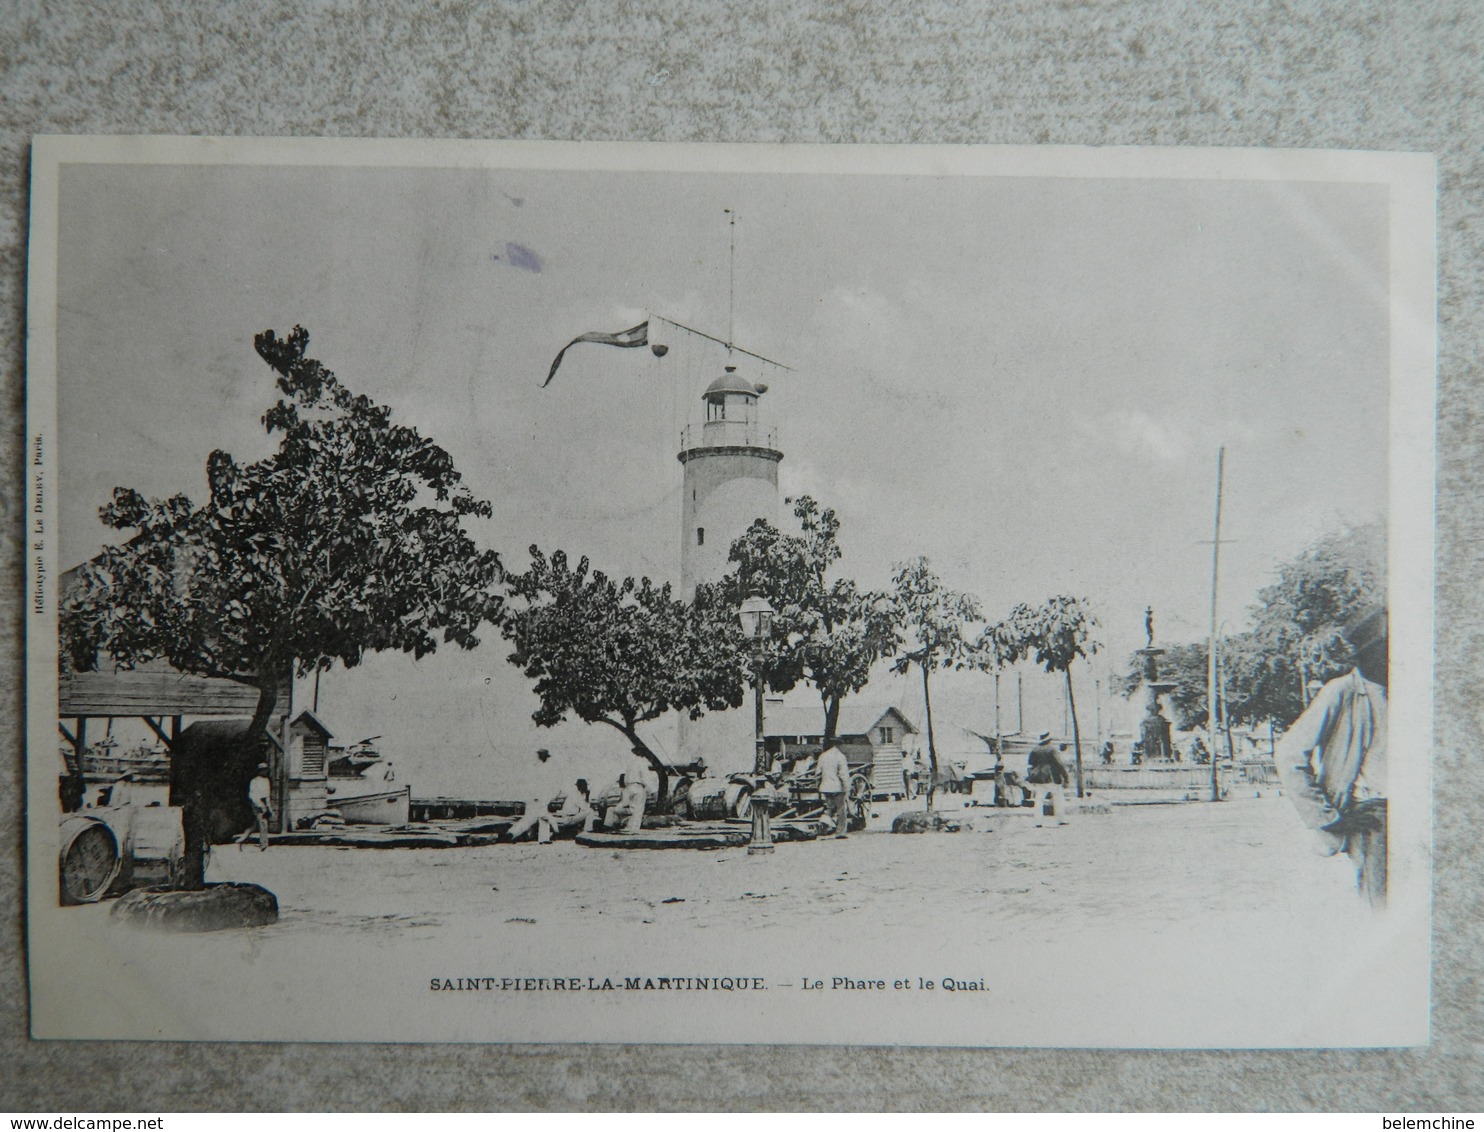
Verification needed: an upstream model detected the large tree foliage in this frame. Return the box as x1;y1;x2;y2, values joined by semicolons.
699;496;897;742
1242;522;1385;724
62;327;505;882
999;595;1101;797
889;557;982;812
502;547;747;802
1118;522;1385;731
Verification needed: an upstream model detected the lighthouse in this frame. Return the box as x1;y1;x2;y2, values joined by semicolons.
677;365;783;598
676;364;782;768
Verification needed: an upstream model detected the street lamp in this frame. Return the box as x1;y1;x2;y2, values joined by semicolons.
738;592;775;855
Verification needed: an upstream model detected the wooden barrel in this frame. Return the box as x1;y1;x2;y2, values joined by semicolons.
667;775;694;818
122;806;187;889
685;779;751;821
59;815;121;905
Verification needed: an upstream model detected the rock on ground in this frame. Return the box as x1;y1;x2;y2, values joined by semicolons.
110;882;279;932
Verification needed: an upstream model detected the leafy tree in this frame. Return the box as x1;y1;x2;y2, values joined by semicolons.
62;326;505;885
1001;595;1101;797
701;496;898;742
502;546;747;803
1243;522;1385;724
972;619;1023;757
1117;522;1385;732
889;557;982;811
1118;639;1210;730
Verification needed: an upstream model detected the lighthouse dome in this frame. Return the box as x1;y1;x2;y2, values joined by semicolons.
703;366;762;401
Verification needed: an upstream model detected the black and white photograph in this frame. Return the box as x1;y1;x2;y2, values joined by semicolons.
24;138;1434;1047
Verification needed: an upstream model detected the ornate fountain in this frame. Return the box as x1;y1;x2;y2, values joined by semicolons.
1134;607;1176;763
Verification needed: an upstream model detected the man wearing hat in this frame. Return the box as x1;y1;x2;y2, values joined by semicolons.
1026;731;1069;787
1273;606;1389;905
238;762;273;850
508;748;560;845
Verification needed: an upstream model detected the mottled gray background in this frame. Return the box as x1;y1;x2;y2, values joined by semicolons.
2;0;1480;1112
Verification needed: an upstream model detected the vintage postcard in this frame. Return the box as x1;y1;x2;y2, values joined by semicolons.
26;138;1434;1046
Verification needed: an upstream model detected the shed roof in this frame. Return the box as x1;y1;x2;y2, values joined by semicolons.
764;703;918;740
290;710;334;738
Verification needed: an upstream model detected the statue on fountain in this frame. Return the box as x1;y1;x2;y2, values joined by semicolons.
1133;605;1178;763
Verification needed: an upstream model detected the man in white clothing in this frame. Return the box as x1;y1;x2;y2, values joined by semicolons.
553;778;598;836
817;742;853;839
237;763;273;850
603;772;649;834
507;748;560;845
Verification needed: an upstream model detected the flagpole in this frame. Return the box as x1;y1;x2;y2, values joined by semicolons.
725;209;736;352
649;314;794;371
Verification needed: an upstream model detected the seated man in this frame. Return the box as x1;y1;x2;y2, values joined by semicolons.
998;769;1034;807
508;747;560;845
603;772;648;834
553;778;598;837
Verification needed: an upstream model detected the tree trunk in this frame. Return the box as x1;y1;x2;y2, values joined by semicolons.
822;695;841;744
177;669;281;891
1065;667;1085;799
617;721;670;808
921;662;939;813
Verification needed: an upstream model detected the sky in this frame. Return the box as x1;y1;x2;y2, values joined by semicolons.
53;153;1391;796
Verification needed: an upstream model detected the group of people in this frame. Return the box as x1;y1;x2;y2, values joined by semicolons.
506;748;649;845
989;731;1072;810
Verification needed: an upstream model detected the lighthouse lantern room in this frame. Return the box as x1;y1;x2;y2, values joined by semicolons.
677;365;783;599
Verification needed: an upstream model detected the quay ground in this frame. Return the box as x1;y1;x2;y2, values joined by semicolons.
37;792;1415;1046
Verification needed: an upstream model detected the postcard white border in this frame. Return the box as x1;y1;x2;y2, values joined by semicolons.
25;138;1436;1046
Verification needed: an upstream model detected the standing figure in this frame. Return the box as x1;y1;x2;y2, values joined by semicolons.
1026;732;1069;786
109;770;136;808
508;748;559;845
237;763;273;851
817;741;853;838
1273;608;1389;905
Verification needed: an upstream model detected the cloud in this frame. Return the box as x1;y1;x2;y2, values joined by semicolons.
1094;409;1190;462
1074;408;1258;465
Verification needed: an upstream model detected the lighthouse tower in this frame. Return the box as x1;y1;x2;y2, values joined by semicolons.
676;364;782;767
678;366;783;598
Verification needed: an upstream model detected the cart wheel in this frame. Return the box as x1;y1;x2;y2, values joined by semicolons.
732;786;753;820
669;776;693;819
848;774;871;829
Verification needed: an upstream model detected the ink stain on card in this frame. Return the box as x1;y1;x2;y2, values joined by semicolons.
491;242;543;272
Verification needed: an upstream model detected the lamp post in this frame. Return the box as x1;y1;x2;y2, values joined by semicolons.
738;592;775;855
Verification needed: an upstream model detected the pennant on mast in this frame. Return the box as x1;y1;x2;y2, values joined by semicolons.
542;321;651;387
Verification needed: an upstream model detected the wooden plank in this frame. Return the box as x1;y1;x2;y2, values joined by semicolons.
59;666;285;718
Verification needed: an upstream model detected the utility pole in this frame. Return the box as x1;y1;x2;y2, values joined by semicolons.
1207;447;1226;803
1017;670;1025;735
993;669;1004;805
1095;676;1103;747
